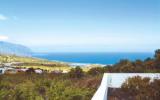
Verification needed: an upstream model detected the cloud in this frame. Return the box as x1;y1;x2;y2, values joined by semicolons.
0;35;8;41
0;14;8;21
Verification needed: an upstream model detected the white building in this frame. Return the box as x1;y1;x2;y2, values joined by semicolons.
92;73;160;100
0;67;7;74
35;69;43;74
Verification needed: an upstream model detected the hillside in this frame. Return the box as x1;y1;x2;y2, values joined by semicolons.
0;41;32;56
0;54;71;72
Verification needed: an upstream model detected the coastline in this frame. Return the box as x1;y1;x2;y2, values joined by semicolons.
32;52;153;66
51;60;108;67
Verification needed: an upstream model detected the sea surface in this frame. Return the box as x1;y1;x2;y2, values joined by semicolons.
32;52;153;65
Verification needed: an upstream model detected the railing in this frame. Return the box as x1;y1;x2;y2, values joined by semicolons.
92;73;160;100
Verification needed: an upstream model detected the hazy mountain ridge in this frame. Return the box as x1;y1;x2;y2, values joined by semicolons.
0;41;32;56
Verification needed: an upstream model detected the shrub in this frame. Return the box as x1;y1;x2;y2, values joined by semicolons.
26;68;35;74
88;67;104;76
68;66;84;78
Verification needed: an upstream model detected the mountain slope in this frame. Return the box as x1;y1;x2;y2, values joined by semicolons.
0;41;32;56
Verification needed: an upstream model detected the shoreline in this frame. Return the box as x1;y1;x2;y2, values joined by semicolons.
51;60;108;67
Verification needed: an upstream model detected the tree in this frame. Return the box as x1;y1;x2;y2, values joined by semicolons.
154;49;160;69
103;65;113;73
144;57;152;62
121;76;160;100
154;49;160;59
113;59;137;72
68;66;84;78
134;60;143;67
88;67;104;76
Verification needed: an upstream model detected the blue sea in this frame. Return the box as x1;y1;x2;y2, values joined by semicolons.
32;52;154;65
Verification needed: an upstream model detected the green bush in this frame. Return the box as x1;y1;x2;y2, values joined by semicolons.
0;73;99;100
88;67;104;76
68;66;84;78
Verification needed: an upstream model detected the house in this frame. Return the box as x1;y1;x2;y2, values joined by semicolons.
62;70;68;73
35;69;43;74
92;73;160;100
0;67;7;74
4;68;17;74
51;70;63;74
0;62;18;74
16;68;28;73
3;63;12;67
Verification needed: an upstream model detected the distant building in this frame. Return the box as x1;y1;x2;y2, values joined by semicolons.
34;69;43;74
4;68;17;74
51;70;63;74
0;62;18;74
0;67;7;74
19;68;28;72
62;70;68;73
16;68;28;73
3;63;12;67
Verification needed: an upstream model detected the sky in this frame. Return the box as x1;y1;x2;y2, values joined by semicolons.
0;0;159;52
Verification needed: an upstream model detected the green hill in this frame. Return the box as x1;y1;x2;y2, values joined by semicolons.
0;54;71;72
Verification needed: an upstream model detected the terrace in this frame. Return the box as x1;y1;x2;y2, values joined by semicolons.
92;73;160;100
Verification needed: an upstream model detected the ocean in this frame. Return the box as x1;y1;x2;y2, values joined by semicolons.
32;52;154;65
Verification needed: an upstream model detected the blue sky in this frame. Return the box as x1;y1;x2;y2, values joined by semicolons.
0;0;159;52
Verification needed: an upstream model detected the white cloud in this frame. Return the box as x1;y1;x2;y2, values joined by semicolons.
0;35;8;41
0;14;8;21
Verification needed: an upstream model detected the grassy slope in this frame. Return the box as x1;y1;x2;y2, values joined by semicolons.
0;54;71;72
0;54;102;72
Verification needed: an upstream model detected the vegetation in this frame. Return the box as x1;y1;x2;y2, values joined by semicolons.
108;76;160;100
69;66;84;78
0;73;102;100
87;67;105;76
1;49;160;100
86;49;160;73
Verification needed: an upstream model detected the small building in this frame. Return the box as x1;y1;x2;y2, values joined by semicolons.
16;68;26;73
4;68;17;74
16;68;28;72
0;62;19;74
0;67;7;74
51;70;63;74
3;63;12;67
62;70;68;73
35;69;43;74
